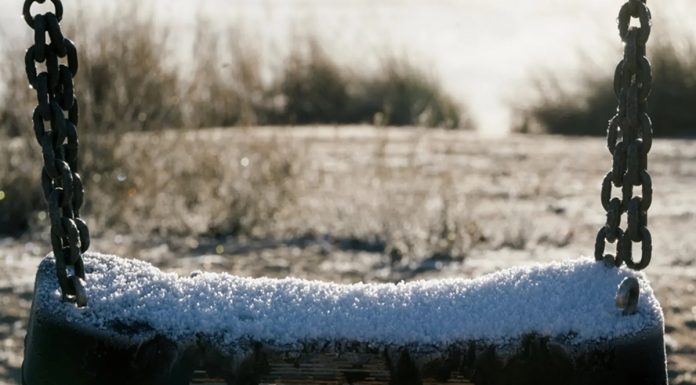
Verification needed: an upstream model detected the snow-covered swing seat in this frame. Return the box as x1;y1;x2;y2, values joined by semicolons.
25;253;666;385
21;0;667;384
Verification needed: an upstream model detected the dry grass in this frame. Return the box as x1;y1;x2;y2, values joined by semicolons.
0;4;470;137
0;121;575;266
0;2;476;246
0;127;489;265
185;21;266;128
0;135;43;235
1;5;183;136
350;58;466;128
105;128;481;265
75;5;183;133
513;33;696;137
186;33;469;129
80;130;306;240
0;5;473;239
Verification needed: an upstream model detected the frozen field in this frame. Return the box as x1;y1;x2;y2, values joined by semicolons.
1;127;695;384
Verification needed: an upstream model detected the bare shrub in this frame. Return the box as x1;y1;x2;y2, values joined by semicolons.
204;133;305;238
0;5;183;137
1;4;471;134
266;43;470;129
269;38;352;125
514;33;696;137
0;56;35;138
352;59;466;129
0;3;473;239
0;136;43;236
186;32;471;129
185;22;265;128
75;5;183;133
83;130;305;239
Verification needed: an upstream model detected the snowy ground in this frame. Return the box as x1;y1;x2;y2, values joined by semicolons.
1;127;695;384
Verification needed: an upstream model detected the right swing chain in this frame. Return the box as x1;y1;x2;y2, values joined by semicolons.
595;0;653;271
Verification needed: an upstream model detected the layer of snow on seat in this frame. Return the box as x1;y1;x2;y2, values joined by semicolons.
34;253;663;346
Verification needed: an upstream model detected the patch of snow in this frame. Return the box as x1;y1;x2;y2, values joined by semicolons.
33;253;663;346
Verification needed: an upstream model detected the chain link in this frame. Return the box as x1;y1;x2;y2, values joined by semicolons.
595;0;653;271
24;0;90;306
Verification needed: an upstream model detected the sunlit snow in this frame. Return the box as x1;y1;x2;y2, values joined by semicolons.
33;253;663;346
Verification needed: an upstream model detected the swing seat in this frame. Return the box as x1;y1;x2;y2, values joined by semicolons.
23;253;667;385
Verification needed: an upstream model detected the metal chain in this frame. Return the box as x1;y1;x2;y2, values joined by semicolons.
595;0;653;271
24;0;90;306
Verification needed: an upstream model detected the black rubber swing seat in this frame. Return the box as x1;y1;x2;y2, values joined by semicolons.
23;253;667;385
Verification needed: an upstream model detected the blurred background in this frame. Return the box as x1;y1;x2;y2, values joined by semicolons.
1;1;696;384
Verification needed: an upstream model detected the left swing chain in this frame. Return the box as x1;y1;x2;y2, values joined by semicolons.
23;0;90;307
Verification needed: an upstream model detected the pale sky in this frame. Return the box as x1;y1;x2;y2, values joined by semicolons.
2;0;695;134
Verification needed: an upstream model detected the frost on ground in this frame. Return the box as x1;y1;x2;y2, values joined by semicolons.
1;128;696;384
34;253;662;347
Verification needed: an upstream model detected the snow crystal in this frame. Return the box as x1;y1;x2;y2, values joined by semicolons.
32;253;663;346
